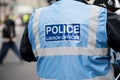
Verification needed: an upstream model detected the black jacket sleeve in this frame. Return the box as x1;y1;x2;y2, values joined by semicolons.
107;12;120;52
20;27;37;62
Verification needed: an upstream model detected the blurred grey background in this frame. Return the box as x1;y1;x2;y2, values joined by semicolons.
0;0;94;80
0;0;48;80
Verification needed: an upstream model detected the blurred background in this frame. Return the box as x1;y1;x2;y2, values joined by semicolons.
0;0;48;80
0;0;49;23
0;0;94;80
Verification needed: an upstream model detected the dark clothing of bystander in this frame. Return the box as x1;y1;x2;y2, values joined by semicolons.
0;18;22;64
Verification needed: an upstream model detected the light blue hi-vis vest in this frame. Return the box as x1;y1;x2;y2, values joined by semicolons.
28;0;114;80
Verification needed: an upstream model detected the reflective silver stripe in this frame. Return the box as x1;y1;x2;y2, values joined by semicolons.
33;49;39;57
38;66;114;80
33;47;108;57
33;8;42;56
88;5;99;49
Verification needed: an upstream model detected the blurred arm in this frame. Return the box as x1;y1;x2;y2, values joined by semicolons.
20;27;37;62
107;12;120;52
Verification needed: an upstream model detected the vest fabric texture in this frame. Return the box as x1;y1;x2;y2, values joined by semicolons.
28;0;114;80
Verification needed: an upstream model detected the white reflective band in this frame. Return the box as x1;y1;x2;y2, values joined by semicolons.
33;47;108;57
88;5;99;49
33;8;42;56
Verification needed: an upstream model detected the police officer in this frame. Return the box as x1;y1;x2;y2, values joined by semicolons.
20;0;120;80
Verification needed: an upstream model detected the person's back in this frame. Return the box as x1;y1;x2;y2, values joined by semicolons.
26;0;114;80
